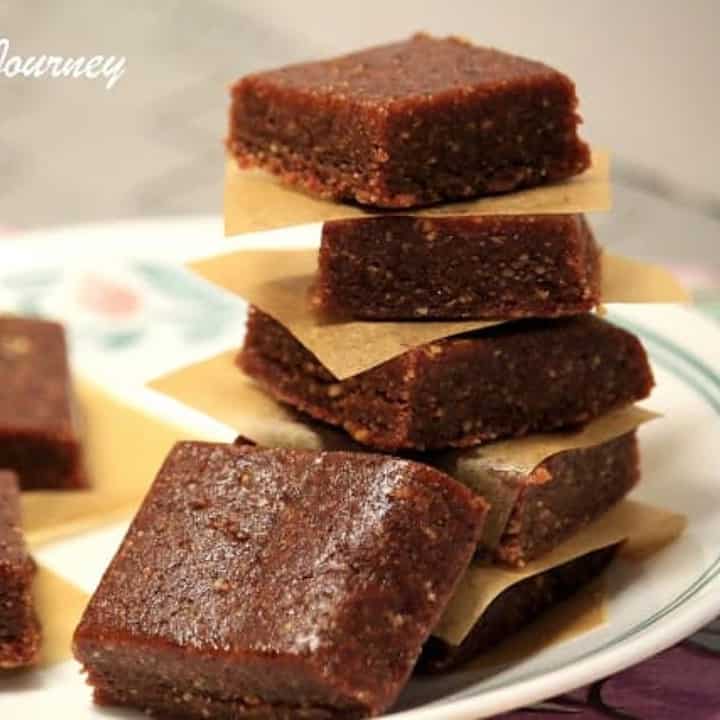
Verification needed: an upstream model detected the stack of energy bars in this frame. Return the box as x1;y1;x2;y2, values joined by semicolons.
74;34;658;720
230;31;655;667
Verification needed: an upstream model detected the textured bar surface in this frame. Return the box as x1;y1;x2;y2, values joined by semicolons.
313;214;601;320
229;34;590;209
74;442;486;719
0;470;40;668
239;307;654;452
0;315;84;490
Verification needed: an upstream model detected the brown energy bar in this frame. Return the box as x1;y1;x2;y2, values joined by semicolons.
313;214;601;320
229;34;590;209
443;432;639;567
239;307;654;452
0;470;40;668
74;441;486;719
0;315;85;490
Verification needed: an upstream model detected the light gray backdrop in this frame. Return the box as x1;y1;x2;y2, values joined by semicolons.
0;0;718;268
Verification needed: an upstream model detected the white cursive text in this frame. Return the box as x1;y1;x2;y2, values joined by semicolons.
0;37;126;90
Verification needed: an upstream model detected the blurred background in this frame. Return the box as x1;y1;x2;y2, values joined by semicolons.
0;0;718;272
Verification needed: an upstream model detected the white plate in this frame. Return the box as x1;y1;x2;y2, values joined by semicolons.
1;217;720;720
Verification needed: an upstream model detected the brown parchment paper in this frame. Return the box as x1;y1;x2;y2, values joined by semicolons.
455;574;609;674
149;350;662;554
21;378;219;549
224;152;611;236
33;566;88;667
435;499;686;646
443;405;659;477
150;349;663;545
149;350;656;467
602;254;689;303
188;248;688;379
149;350;359;451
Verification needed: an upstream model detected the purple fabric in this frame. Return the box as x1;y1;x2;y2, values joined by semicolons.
497;618;720;719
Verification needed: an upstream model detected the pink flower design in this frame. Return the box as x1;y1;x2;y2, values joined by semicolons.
76;275;141;318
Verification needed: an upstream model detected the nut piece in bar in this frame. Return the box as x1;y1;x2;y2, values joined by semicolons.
444;431;639;567
420;545;618;672
0;315;85;490
0;470;41;668
74;442;486;719
239;307;654;452
313;214;601;320
229;33;590;209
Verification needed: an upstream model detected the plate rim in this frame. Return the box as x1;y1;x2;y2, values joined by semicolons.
2;217;720;719
389;308;720;718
